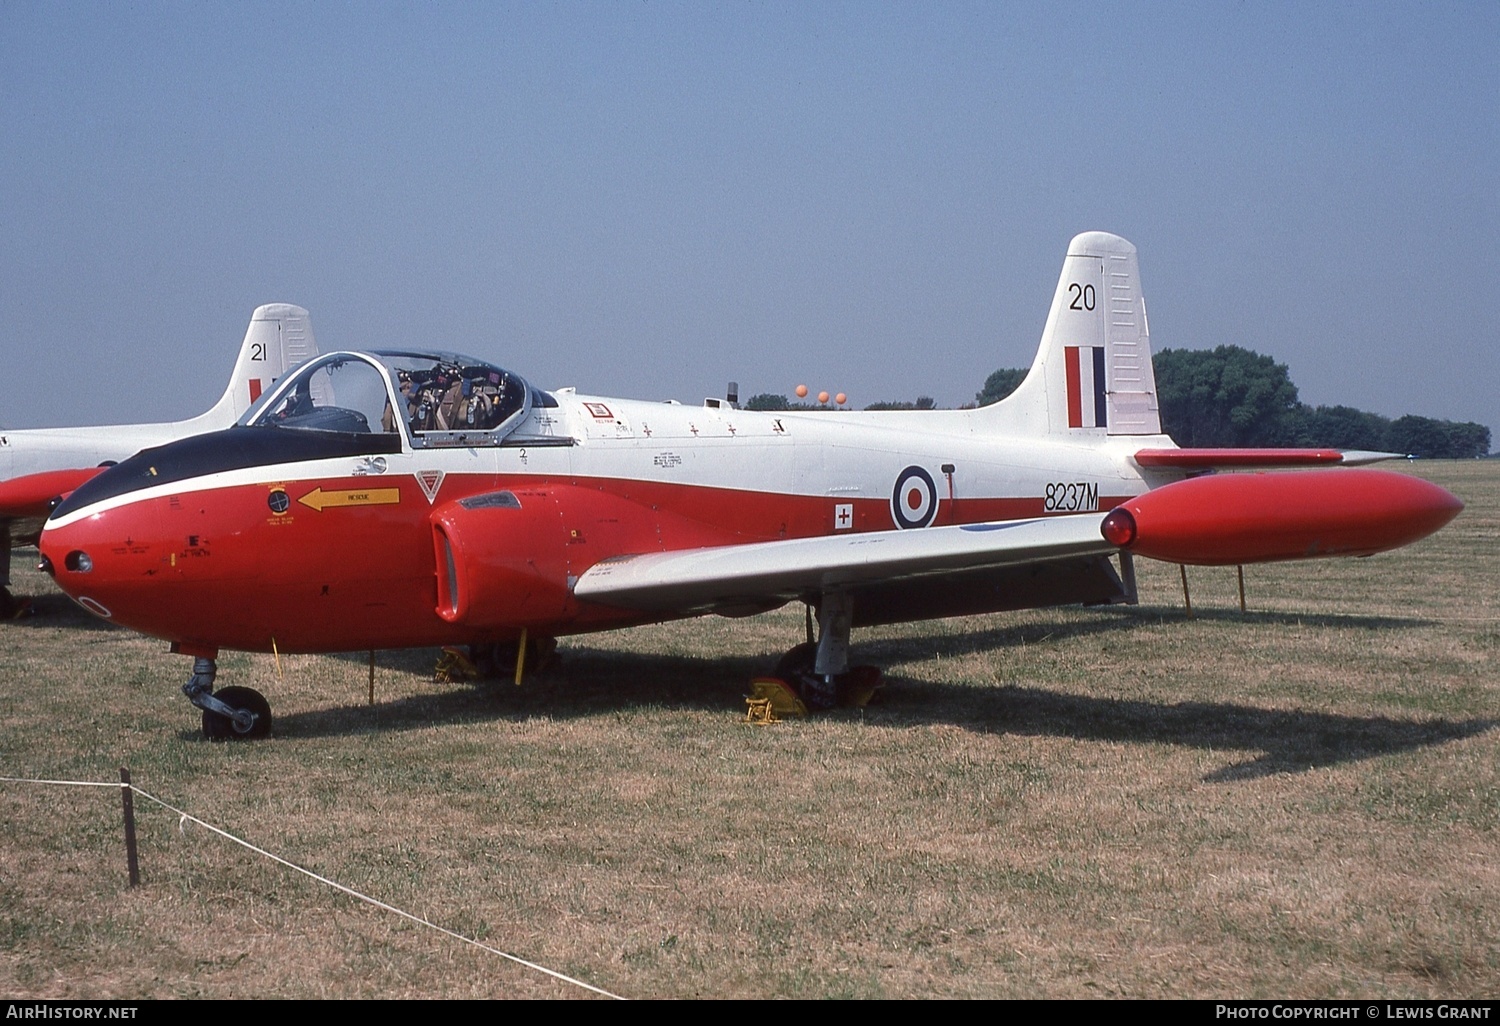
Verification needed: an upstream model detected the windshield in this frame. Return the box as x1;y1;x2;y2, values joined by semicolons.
250;354;393;434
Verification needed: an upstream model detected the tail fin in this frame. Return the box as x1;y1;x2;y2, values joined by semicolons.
982;232;1161;436
188;304;318;429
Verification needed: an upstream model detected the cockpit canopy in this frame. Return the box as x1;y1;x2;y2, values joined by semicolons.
244;350;538;447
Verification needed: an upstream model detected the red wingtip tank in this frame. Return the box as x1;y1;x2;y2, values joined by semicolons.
1100;468;1464;566
0;467;106;520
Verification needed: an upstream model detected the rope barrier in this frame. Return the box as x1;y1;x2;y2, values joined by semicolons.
0;776;118;787
0;773;626;1000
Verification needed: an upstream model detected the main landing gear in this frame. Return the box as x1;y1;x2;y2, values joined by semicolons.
436;636;558;684
469;635;558;680
182;657;273;741
770;593;883;711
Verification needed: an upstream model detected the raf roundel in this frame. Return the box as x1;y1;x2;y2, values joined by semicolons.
890;465;939;529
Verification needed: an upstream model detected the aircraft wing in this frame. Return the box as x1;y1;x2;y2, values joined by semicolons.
573;513;1123;623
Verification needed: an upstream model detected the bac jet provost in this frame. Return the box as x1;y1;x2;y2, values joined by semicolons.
38;233;1463;739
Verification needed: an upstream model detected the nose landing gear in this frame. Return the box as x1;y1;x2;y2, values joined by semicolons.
182;657;273;740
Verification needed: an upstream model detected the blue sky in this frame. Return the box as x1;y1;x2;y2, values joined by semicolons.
2;2;1495;433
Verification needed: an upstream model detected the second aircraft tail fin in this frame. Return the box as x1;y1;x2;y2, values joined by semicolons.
189;304;319;429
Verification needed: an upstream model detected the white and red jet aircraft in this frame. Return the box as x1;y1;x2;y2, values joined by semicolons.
39;233;1462;739
0;304;317;617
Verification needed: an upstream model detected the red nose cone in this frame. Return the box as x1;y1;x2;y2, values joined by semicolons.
1109;469;1462;566
38;507;139;624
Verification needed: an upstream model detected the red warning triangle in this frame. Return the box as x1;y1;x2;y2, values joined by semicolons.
415;470;445;504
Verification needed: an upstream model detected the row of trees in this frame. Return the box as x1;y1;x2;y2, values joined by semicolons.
746;345;1492;458
975;346;1489;458
1151;346;1490;458
745;393;940;412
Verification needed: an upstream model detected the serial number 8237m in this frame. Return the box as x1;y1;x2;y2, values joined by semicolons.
1043;481;1099;512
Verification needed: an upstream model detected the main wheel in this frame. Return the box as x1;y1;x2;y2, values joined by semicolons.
769;643;883;710
773;641;817;681
201;686;273;741
471;636;559;680
773;642;841;709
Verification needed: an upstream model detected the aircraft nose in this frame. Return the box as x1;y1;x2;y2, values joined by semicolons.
41;518;105;617
40;501;166;622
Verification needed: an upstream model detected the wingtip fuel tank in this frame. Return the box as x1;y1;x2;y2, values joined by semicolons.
1100;469;1463;566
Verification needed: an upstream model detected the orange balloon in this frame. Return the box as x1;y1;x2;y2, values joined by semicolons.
818;391;830;404
795;384;808;398
835;393;847;406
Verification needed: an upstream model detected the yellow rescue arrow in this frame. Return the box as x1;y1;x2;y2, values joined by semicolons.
297;487;401;512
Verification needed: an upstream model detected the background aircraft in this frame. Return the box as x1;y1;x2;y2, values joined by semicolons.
0;304;317;617
38;235;1462;738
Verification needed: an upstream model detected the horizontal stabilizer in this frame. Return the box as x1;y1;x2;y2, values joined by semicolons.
1134;448;1405;470
1335;450;1409;466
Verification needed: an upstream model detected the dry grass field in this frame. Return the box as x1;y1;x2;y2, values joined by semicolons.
1;461;1495;999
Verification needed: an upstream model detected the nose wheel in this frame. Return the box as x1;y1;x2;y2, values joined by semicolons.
182;657;273;740
200;686;273;740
